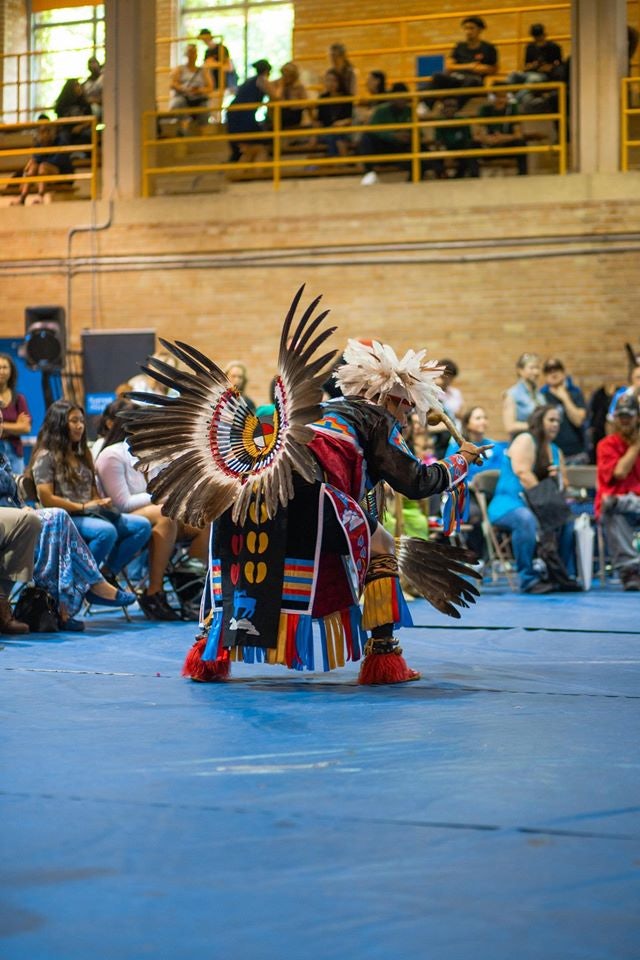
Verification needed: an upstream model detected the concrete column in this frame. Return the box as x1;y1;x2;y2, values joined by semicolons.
571;0;627;173
102;0;156;199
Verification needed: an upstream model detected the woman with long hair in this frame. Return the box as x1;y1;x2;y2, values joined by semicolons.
328;43;357;96
30;400;151;577
489;404;577;593
95;399;209;620
54;78;92;145
0;353;31;473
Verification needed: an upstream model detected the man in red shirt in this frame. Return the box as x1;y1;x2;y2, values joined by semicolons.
596;393;640;590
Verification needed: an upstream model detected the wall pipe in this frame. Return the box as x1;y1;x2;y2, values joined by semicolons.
65;198;114;337
0;227;638;282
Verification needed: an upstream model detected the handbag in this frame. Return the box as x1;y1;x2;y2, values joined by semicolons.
523;477;572;532
13;586;60;632
82;505;121;525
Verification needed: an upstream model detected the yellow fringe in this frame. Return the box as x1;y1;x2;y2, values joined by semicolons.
362;577;395;630
322;611;345;670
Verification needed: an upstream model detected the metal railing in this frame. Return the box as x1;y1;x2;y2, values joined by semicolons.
621;76;640;171
293;4;572;80
0;116;99;201
0;44;104;123
141;82;566;196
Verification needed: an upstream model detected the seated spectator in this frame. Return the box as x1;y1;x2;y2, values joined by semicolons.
11;119;73;205
54;78;93;146
540;357;588;463
91;397;122;460
507;23;564;105
489;405;577;593
0;353;31;471
316;69;353;157
446;405;503;561
587;381;621;462
169;44;213;135
503;352;545;439
429;16;498;104
95;401;209;620
0;410;135;630
329;43;357;97
128;350;180;400
357;82;417;185
429;359;464;459
354;70;387;128
475;84;528;175
198;28;236;91
607;364;640;419
0;499;40;633
82;57;104;121
224;361;256;412
226;59;279;163
30;400;151;580
596;393;640;591
273;62;310;131
431;96;479;179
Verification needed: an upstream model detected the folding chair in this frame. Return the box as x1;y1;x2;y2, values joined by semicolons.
470;470;518;591
565;464;607;585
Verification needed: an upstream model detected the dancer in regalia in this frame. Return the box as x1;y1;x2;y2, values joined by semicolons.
122;287;490;685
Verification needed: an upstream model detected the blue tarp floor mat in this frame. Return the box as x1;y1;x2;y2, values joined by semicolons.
1;587;639;960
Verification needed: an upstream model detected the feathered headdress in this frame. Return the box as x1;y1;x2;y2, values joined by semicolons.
335;339;446;425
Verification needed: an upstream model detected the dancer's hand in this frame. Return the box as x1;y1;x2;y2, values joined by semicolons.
458;441;494;465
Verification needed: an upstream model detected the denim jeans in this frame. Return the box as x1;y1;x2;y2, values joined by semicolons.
0;440;24;475
494;505;575;590
73;513;151;573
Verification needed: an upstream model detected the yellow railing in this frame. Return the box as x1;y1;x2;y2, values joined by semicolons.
293;4;572;78
4;0;640;122
621;76;640;171
141;83;566;196
0;36;227;122
156;34;229;111
0;44;104;122
0;116;98;201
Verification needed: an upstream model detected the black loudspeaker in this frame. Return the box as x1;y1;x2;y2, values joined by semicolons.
24;305;66;372
81;329;156;438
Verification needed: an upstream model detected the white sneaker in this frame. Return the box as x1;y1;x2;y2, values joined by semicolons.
360;171;378;186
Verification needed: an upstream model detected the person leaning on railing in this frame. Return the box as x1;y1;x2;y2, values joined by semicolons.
226;59;279;163
54;79;93;146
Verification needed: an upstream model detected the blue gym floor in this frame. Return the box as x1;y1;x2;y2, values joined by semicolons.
1;587;639;960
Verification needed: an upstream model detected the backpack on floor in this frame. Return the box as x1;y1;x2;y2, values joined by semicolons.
13;586;60;633
166;559;206;621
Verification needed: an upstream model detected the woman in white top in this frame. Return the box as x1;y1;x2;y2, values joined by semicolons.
95;400;209;620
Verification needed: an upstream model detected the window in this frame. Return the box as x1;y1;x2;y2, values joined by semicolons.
30;4;105;116
180;0;293;85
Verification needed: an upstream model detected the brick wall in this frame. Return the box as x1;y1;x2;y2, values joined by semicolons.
293;0;572;89
1;173;639;439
